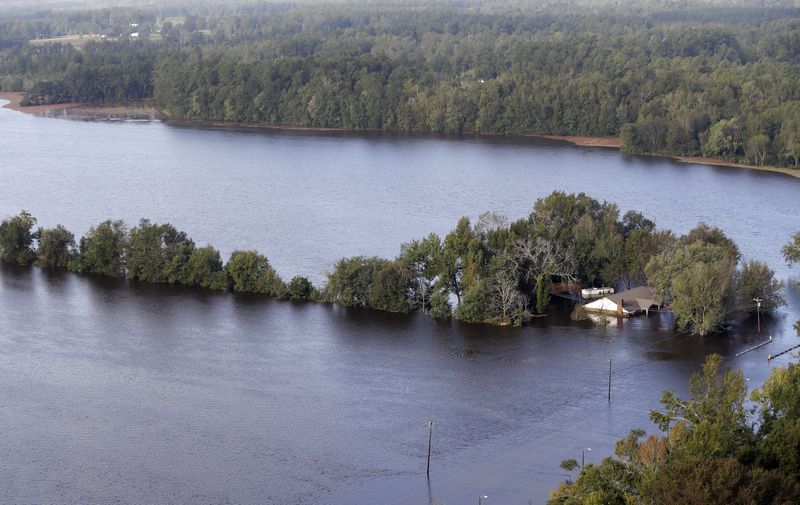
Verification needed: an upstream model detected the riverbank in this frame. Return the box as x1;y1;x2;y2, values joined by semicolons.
3;92;798;179
0;92;162;121
532;133;800;180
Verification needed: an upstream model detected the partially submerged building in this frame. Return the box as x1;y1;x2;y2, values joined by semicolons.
583;286;659;317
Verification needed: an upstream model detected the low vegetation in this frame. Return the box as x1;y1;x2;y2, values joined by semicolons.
0;191;793;335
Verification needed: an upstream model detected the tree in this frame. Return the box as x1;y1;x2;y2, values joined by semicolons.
73;219;127;276
670;258;735;336
491;264;527;325
400;233;443;310
440;217;474;304
226;250;285;296
783;232;800;265
126;219;195;283
428;288;452;319
182;245;227;290
0;210;37;265
324;256;378;307
752;360;800;481
651;355;750;457
645;239;737;335
287;276;316;301
734;260;785;315
368;260;413;313
550;355;800;505
36;225;75;268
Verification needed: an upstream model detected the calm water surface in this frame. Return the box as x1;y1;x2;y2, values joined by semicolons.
1;103;799;505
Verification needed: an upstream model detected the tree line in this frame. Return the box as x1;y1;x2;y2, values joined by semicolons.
1;192;794;335
2;3;800;168
549;353;800;504
0;213;318;301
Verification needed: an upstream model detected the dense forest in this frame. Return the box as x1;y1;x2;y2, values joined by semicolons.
2;1;800;168
1;192;794;336
549;353;800;505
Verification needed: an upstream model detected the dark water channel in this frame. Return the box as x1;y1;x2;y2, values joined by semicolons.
1;102;799;504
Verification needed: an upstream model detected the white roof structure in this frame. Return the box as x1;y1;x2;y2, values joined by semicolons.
584;286;658;316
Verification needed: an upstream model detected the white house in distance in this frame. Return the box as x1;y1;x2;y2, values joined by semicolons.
584;286;659;317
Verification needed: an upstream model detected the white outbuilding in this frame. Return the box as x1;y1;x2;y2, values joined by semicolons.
584;286;658;317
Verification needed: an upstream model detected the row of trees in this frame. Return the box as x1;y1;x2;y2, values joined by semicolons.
550;353;800;504
0;213;318;301
0;197;792;335
3;4;800;168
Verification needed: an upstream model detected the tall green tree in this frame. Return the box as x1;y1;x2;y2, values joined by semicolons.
0;210;37;265
36;224;75;268
734;260;785;315
226;250;285;296
73;219;127;276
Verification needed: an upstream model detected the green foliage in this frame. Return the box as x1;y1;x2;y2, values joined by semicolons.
36;225;75;268
783;232;800;265
126;219;194;283
428;289;452;319
182;245;227;290
734;260;785;315
287;276;316;301
0;210;37;264
73;219;127;276
550;355;800;505
324;256;412;312
651;355;751;456
752;360;800;481
6;4;800;169
454;278;491;323
325;256;378;307
368;261;413;313
670;258;735;336
534;273;551;315
645;226;740;335
226;250;285;296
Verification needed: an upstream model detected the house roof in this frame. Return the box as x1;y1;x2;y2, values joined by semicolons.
606;286;657;312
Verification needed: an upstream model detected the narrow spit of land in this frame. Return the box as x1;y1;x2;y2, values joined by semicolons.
2;91;798;179
0;92;161;121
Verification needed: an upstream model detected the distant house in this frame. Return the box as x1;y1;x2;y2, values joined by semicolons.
584;286;659;317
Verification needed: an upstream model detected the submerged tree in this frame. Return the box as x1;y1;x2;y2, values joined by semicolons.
0;210;37;265
784;232;800;265
646;227;739;336
226;250;285;296
73;219;128;276
734;260;785;315
36;225;75;268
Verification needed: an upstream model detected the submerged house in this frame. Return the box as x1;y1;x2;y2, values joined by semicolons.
583;286;659;317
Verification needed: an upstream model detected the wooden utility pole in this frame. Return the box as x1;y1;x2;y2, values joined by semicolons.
753;298;763;334
608;359;612;402
426;420;434;478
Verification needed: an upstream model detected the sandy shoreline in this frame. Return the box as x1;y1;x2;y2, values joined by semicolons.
527;133;799;179
2;92;797;179
526;134;622;148
0;91;161;120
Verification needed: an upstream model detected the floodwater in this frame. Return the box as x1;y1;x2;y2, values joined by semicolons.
1;102;799;505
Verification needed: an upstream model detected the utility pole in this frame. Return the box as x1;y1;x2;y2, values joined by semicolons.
753;297;763;334
426;420;434;478
608;358;612;402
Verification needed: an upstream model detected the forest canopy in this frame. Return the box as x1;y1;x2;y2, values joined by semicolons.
2;1;800;168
